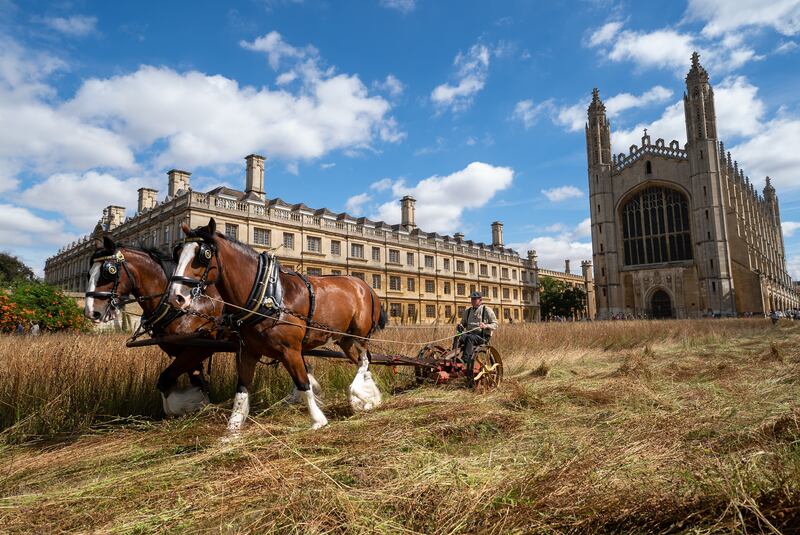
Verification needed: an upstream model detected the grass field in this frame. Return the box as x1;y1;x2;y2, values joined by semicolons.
1;320;799;533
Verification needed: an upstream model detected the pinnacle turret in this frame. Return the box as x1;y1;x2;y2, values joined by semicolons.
588;87;606;115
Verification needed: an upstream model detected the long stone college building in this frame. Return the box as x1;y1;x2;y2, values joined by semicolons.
587;53;799;318
45;157;595;324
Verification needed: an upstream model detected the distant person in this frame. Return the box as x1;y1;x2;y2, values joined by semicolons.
457;291;498;385
770;310;779;326
15;322;24;335
30;322;40;336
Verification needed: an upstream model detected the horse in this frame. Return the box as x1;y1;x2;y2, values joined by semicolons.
167;218;387;431
84;236;225;416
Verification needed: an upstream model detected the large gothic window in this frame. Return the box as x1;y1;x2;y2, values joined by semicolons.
622;186;692;266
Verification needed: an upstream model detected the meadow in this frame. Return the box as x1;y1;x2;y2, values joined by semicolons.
1;319;798;533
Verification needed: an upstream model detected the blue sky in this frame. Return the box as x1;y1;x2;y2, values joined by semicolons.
1;0;799;278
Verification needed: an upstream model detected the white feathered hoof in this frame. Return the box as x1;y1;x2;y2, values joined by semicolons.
349;370;383;412
227;391;250;434
161;386;209;417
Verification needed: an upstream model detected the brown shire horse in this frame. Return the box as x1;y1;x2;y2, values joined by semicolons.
167;218;387;431
85;236;225;416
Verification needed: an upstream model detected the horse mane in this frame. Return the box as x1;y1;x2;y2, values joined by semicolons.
186;226;258;259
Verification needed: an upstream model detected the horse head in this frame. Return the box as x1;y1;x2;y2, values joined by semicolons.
168;218;223;311
84;236;137;323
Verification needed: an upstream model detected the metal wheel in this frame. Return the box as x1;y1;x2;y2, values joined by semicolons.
415;344;448;384
472;345;503;392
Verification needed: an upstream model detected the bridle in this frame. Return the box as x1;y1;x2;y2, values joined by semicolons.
170;236;220;299
85;250;140;321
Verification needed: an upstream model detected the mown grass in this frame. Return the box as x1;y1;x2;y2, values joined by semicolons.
1;319;799;533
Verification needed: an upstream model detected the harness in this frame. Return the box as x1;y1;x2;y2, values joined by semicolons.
293;271;315;345
170;237;218;299
227;252;284;328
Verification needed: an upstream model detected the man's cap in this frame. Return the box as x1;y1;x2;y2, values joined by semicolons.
470;291;482;299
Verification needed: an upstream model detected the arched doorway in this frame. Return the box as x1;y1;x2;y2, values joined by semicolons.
651;289;672;319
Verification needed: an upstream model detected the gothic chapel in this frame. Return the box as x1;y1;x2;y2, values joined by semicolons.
587;53;798;319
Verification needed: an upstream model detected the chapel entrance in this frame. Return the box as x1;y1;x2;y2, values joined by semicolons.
651;289;673;319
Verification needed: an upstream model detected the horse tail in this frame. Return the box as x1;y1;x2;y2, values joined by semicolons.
377;305;388;331
365;284;388;336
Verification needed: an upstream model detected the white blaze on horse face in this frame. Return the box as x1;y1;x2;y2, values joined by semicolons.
84;263;101;321
170;242;199;309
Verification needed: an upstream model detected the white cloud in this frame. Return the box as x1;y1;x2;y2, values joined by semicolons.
542;185;584;202
0;204;73;247
40;15;97;37
686;0;800;37
369;162;514;233
18;171;141;228
731;117;800;190
775;41;798;53
320;162;336;169
239;31;315;70
431;44;490;112
370;177;393;191
611;101;686;152
374;74;405;97
606;86;673;116
345;192;371;214
783;221;800;237
788;254;800;280
586;21;761;74
587;21;624;46
508;218;592;271
380;0;416;13
286;162;299;175
511;99;551;129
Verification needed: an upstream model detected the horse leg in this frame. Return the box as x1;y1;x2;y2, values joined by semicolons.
341;339;382;412
157;350;211;417
286;361;322;405
282;348;328;430
227;349;260;435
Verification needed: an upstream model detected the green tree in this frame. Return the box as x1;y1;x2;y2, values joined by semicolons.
540;276;587;320
0;252;35;284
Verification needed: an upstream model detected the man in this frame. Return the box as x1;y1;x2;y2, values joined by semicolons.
458;291;498;384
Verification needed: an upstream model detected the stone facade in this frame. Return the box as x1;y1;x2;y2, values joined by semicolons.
587;53;799;318
44;155;596;324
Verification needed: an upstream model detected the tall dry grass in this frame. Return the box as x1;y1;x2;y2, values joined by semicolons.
1;319;799;533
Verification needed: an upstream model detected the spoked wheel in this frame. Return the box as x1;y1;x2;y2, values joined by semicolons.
473;345;503;392
415;344;448;384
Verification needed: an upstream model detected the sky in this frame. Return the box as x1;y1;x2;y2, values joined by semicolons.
1;0;799;278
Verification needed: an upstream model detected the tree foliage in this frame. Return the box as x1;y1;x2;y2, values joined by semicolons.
540;276;587;320
0;282;88;333
0;252;35;283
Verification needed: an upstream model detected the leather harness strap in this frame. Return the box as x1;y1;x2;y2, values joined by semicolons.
294;271;316;345
228;252;283;328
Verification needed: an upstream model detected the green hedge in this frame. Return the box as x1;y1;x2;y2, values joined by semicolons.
0;282;88;333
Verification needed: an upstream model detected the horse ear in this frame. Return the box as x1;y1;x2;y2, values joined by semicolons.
181;223;191;235
103;236;115;251
207;217;216;234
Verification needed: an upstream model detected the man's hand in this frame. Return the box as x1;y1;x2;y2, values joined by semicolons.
479;322;487;329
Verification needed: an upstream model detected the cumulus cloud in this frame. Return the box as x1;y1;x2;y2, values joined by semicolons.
0;204;74;247
585;21;761;74
783;221;800;237
373;74;405;97
542;185;584;202
39;15;97;37
19;171;142;228
380;0;416;13
731;117;800;190
370;177;393;191
344;192;371;214
239;31;316;70
369;162;514;233
431;44;490;112
515;86;673;132
686;0;800;37
508;218;592;271
775;41;798;53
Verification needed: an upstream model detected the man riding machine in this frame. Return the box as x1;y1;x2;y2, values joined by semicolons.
455;291;498;385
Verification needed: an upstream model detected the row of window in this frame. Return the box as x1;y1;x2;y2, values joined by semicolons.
387;303;521;321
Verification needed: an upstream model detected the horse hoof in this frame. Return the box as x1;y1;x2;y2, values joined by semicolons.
310;420;328;430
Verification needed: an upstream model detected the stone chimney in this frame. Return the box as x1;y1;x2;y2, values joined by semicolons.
167;169;191;198
454;232;465;242
245;154;266;198
103;205;126;230
527;250;538;269
400;196;416;229
581;260;593;282
137;188;158;213
564;259;571;274
491;221;504;247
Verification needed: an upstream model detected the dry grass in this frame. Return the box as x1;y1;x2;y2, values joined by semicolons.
1;319;799;533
